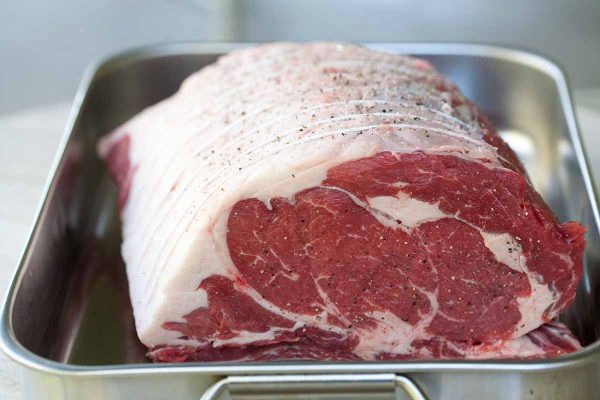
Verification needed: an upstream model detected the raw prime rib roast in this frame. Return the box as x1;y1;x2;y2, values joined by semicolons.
99;43;585;362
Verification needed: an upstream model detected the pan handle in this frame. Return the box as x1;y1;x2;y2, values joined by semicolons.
200;373;428;400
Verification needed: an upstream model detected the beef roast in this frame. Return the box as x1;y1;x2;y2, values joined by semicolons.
99;42;585;361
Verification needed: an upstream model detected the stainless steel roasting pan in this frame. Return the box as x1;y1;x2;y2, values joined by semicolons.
2;43;599;400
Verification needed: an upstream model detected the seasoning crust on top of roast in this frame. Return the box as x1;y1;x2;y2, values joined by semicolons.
99;42;585;362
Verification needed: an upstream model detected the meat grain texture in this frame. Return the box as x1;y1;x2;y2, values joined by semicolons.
99;42;585;362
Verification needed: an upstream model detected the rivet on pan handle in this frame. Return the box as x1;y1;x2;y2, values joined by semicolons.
200;373;428;400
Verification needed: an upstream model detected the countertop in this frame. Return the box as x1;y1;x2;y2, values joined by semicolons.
0;98;599;398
